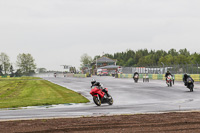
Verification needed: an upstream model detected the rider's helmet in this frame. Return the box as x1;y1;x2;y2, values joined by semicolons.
184;73;188;78
94;82;100;86
100;83;104;88
91;79;96;85
167;70;170;73
134;71;138;75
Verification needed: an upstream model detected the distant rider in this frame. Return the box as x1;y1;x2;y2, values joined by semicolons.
133;72;139;79
183;73;194;86
165;71;172;81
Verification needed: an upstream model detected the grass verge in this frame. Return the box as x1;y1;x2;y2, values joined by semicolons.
0;77;89;108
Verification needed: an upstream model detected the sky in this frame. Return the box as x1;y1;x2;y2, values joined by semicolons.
0;0;200;71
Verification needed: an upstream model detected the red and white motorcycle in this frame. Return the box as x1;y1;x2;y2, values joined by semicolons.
166;75;173;87
90;84;113;106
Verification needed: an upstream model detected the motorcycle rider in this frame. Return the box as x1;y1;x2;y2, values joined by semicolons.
183;73;194;86
133;72;139;79
165;71;172;81
91;79;97;88
91;79;111;98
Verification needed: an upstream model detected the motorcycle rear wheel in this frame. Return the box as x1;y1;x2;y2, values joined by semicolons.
189;84;194;92
93;95;101;106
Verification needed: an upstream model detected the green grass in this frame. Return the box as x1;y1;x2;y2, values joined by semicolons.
0;76;42;80
0;77;89;108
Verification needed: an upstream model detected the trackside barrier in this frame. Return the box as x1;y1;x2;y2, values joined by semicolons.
117;74;200;82
190;74;200;82
157;74;165;80
174;74;183;81
0;76;10;78
118;74;134;78
73;74;87;78
66;73;74;77
152;74;157;80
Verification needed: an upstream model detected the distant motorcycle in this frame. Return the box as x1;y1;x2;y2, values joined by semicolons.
90;85;113;106
166;75;172;87
133;74;139;83
185;77;194;92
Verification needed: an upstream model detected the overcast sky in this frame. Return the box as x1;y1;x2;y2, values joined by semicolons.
0;0;200;70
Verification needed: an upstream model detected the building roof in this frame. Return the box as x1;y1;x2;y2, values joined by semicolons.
97;56;116;63
99;65;120;69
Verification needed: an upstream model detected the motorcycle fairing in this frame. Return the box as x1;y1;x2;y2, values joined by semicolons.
90;87;105;98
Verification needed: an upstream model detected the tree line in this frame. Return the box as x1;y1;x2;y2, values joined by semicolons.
103;48;200;67
0;52;36;77
79;48;200;67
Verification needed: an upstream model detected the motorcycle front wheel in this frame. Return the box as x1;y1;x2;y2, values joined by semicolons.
93;95;101;106
170;81;172;87
134;79;138;83
167;83;169;87
108;97;113;105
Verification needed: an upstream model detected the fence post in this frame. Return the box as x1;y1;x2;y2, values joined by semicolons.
178;64;180;74
192;64;193;74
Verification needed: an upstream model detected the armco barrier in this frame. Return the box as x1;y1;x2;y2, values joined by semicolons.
174;74;183;81
148;74;153;79
152;74;157;80
117;74;200;82
73;74;87;78
157;74;165;80
139;74;144;79
190;74;200;82
118;74;133;78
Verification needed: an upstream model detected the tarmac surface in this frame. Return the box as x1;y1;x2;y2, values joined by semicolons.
0;76;200;121
2;112;200;132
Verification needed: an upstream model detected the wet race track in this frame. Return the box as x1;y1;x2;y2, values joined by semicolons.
1;76;200;121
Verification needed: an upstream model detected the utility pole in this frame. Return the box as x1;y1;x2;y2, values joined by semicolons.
96;57;97;70
161;62;165;74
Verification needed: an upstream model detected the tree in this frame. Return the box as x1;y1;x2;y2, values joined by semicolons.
179;48;190;57
10;65;14;77
93;55;101;62
16;53;36;75
92;48;198;67
80;53;92;67
175;54;190;64
125;58;134;67
193;53;200;64
0;52;10;75
168;49;178;56
104;53;114;59
158;55;175;65
137;54;155;66
0;65;3;76
15;69;22;77
37;68;47;73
